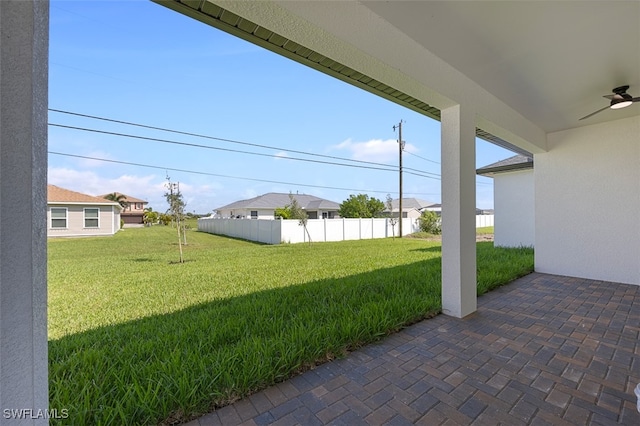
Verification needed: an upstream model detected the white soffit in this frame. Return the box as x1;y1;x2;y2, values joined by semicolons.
155;1;637;152
361;1;640;134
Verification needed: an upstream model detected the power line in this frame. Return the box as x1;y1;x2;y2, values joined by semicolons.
49;108;404;170
48;151;440;196
49;122;443;180
49;109;443;179
49;123;400;173
48;110;490;184
405;150;440;164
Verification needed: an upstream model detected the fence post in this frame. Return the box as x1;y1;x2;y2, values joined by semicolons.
324;218;327;242
342;218;345;242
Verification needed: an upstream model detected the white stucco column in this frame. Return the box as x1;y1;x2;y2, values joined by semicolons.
441;104;477;318
0;0;49;422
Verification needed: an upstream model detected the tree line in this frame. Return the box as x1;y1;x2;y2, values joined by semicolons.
276;193;441;235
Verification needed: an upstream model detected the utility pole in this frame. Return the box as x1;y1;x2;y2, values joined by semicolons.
393;120;405;237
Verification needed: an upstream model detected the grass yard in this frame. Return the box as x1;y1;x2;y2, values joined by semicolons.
476;226;494;234
48;226;533;425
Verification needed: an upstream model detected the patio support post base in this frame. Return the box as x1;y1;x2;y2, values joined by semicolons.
0;0;49;420
441;104;477;318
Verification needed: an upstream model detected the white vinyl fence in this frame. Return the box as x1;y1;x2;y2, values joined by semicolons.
476;214;494;228
198;215;494;245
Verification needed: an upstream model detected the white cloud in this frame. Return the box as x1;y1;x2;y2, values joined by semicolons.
47;167;222;214
48;167;158;197
274;151;289;160
331;138;418;163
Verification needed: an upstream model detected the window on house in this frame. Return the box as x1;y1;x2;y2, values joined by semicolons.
135;203;142;210
84;208;99;228
250;211;258;219
51;208;67;228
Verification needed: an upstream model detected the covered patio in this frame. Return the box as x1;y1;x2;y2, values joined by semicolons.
187;273;640;425
0;0;638;422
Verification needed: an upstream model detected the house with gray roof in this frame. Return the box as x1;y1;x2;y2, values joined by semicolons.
215;192;340;220
385;198;439;219
477;155;534;247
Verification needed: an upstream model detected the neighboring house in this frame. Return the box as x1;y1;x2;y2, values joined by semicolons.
100;192;148;225
6;2;640;407
47;185;122;237
477;155;534;247
386;198;438;219
215;192;340;219
423;203;442;215
386;199;484;218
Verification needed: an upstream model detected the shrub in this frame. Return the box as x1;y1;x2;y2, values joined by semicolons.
418;210;441;234
158;213;172;226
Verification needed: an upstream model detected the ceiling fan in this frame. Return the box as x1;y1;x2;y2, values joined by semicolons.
579;85;640;121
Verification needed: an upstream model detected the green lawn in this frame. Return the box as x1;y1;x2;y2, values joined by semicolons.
476;226;494;234
48;226;533;425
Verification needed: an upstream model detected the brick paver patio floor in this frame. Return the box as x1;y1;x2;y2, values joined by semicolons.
185;273;640;425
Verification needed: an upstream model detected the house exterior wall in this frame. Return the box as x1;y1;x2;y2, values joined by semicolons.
113;206;122;233
494;169;534;247
122;201;146;213
47;204;119;237
535;115;640;285
219;208;275;219
219;208;338;220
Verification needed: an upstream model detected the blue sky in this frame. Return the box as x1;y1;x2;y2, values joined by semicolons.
49;1;513;214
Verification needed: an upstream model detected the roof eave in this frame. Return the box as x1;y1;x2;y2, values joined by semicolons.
476;162;534;177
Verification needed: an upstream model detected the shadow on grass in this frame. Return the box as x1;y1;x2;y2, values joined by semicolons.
49;243;533;426
49;258;442;425
193;230;270;246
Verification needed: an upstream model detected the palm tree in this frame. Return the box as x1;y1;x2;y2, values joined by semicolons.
104;192;128;210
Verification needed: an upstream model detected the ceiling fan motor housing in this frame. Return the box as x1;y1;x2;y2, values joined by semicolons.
610;92;633;109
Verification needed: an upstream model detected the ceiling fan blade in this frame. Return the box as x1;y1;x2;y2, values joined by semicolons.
633;97;640;102
603;94;623;100
579;105;610;121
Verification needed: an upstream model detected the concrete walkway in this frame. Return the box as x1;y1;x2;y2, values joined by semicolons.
184;273;640;425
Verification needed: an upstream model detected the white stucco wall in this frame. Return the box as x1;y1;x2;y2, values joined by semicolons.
535;115;640;285
0;0;49;417
494;169;534;247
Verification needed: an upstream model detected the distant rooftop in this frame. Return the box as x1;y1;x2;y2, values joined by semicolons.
387;198;438;212
48;185;121;206
98;192;147;203
476;155;533;177
216;192;340;211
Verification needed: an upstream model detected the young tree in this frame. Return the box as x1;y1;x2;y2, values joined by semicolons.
338;194;385;218
288;193;311;245
165;178;186;263
386;194;399;238
418;210;441;235
274;206;292;219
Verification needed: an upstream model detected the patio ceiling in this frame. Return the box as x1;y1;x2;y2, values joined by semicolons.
361;1;640;134
156;1;639;154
